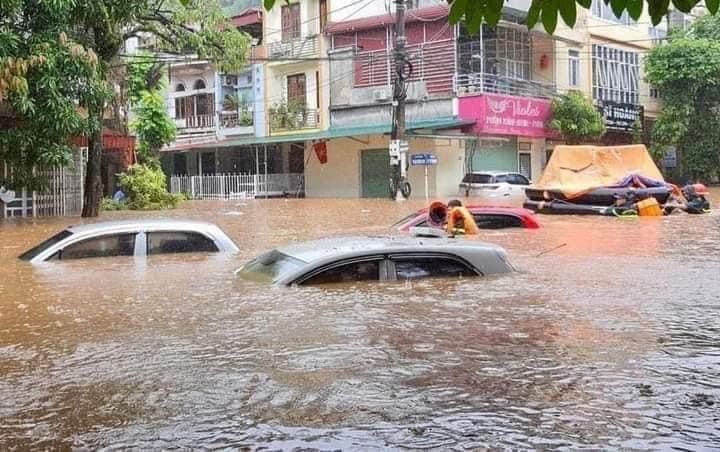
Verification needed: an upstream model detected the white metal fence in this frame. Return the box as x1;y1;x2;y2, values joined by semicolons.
170;173;304;200
1;152;85;218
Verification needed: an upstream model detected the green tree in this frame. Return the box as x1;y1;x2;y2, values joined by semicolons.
262;0;717;34
53;0;248;217
645;14;720;180
127;56;176;164
549;91;605;145
0;1;106;190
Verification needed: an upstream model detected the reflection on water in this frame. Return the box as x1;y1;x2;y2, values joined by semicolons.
1;191;719;449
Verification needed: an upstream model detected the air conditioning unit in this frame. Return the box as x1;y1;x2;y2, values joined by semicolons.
223;75;238;87
372;89;389;102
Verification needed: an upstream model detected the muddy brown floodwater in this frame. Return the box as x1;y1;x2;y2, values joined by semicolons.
1;191;720;450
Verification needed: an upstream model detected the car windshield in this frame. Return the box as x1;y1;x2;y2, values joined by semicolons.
238;249;305;283
390;211;423;228
18;230;73;261
462;174;493;184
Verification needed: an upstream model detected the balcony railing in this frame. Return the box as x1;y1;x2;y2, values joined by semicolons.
219;110;254;129
268;35;318;60
269;107;319;134
454;73;557;99
175;114;215;130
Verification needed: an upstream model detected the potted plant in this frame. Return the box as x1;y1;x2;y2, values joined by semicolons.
222;93;239;112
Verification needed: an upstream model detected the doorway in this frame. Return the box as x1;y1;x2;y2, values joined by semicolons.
361;149;390;198
518;152;532;179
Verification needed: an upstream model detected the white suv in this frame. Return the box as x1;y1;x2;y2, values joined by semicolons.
459;171;531;197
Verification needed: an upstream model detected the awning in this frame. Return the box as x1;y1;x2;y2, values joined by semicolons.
166;117;473;152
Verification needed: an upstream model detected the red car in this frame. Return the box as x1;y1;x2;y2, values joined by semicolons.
393;205;540;231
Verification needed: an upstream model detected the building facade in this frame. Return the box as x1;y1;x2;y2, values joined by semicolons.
158;0;675;200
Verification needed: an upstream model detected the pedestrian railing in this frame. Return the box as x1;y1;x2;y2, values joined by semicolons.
170;173;304;200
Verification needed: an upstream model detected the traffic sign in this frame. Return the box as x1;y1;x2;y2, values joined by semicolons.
410;153;438;166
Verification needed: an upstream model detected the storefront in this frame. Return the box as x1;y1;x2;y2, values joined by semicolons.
458;93;554;181
597;101;644;145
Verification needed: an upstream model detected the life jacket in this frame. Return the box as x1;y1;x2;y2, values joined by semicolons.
446;206;480;235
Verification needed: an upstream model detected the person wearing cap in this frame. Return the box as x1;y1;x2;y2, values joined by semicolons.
682;183;711;214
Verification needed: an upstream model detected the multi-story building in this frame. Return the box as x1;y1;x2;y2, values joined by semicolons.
549;0;682;150
159;0;676;200
314;0;558;197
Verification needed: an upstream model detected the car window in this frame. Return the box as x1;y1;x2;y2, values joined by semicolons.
507;174;530;185
393;256;476;280
390;212;423;228
60;233;136;260
493;174;509;183
472;214;524;229
239;250;305;283
147;231;218;255
300;260;380;285
462;174;493;184
19;230;73;261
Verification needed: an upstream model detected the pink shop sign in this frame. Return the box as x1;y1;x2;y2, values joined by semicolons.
458;93;553;138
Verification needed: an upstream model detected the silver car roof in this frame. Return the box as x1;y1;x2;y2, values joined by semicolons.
65;219;222;236
277;235;501;263
466;171;521;176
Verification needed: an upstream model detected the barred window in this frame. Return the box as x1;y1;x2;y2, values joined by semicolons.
568;50;580;87
592;44;640;105
591;0;632;25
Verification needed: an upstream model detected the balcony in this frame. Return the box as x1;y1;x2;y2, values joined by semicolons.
267;35;318;61
269;105;319;134
219;110;254;136
454;73;556;99
175;114;215;131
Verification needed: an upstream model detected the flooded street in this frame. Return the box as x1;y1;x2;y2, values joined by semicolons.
1;192;720;449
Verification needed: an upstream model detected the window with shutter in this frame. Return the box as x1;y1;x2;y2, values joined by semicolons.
287;73;306;106
281;3;301;41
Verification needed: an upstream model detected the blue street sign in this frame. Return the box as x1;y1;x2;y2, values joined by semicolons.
410;153;438;166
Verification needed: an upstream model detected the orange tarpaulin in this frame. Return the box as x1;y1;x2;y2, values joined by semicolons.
535;144;664;198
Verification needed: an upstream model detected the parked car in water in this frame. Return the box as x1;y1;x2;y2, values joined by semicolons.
236;235;513;286
459;171;531;197
393;205;540;231
19;220;239;264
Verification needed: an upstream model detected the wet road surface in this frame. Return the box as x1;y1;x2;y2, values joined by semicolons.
1;192;719;449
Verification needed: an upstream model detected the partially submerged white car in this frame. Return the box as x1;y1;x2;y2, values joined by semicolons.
19;219;239;264
237;235;513;286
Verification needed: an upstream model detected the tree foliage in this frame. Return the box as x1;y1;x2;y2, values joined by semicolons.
0;1;107;190
68;0;250;216
127;56;176;164
549;91;605;145
645;14;720;180
260;0;716;34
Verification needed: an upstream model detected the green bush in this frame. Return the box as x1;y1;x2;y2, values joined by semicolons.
101;197;126;211
117;164;184;210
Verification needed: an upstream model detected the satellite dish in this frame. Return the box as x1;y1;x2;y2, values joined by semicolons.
0;186;16;203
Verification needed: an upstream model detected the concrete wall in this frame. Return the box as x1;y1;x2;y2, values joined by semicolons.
330;98;454;128
304;135;466;198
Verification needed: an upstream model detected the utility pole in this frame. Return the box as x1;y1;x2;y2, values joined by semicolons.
389;0;410;200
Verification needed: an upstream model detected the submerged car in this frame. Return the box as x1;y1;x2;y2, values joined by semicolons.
393;205;540;231
459;171;531;197
237;235;513;286
19;219;239;264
